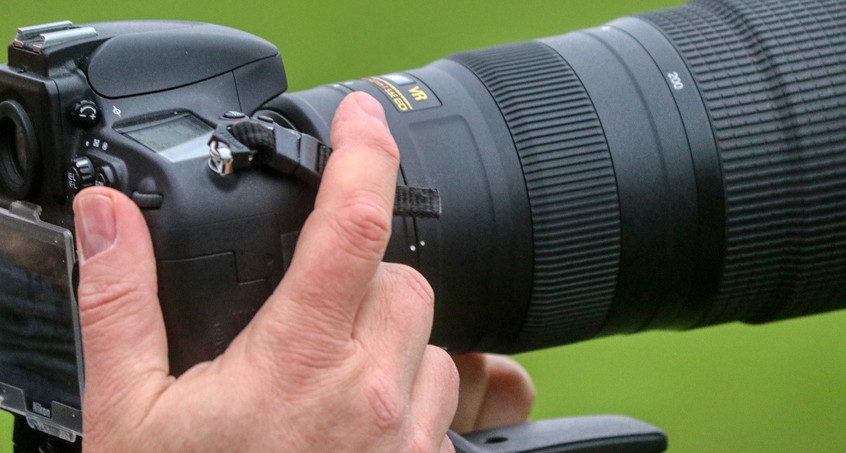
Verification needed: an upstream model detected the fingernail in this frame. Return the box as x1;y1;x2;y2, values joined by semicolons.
75;194;116;261
355;93;389;129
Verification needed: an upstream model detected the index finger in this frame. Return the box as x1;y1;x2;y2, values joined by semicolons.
258;92;400;341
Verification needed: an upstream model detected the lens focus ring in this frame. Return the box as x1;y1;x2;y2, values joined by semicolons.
451;42;622;350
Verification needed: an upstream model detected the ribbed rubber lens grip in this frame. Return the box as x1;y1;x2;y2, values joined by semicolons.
642;0;846;326
450;42;621;350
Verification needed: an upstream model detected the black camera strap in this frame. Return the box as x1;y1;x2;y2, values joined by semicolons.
208;119;441;218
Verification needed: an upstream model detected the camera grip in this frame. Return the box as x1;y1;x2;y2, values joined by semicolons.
448;415;667;453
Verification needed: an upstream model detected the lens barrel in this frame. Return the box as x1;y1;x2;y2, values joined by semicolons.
274;0;846;353
466;0;846;351
641;0;846;328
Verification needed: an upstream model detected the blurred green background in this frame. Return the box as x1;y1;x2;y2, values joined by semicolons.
1;1;845;452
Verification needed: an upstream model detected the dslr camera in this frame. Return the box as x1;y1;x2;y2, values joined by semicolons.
1;0;844;451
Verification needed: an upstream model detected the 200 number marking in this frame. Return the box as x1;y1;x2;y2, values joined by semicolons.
667;71;685;91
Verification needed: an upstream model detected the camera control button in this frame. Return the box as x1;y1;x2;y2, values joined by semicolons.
66;157;95;194
95;166;116;187
131;192;163;209
70;100;100;128
223;111;246;119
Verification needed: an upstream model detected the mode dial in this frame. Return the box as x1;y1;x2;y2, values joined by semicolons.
66;156;95;194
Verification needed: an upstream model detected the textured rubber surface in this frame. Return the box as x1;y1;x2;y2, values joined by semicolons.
642;0;846;325
451;42;621;349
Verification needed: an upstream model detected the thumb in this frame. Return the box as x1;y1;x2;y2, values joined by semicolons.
73;187;169;409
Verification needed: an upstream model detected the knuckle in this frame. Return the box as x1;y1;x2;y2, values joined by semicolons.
325;195;392;261
360;373;407;433
422;347;461;405
409;417;440;453
428;346;460;390
411;431;452;453
411;437;432;453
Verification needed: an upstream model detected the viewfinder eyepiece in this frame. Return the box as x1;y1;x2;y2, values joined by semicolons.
0;100;39;199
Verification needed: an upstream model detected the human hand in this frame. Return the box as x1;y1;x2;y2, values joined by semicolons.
450;353;535;433
74;92;459;452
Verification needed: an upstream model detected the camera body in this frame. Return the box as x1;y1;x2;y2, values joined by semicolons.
0;21;322;424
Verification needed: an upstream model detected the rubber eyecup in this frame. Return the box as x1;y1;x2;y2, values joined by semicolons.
0;100;39;199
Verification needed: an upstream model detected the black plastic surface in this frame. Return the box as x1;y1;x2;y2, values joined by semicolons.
158;253;271;374
85;23;282;98
605;17;725;330
642;0;846;326
449;415;667;453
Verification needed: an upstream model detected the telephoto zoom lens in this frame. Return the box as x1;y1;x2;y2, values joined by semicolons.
266;0;846;354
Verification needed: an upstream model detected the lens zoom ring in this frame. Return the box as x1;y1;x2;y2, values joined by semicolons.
451;42;621;349
642;0;846;325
